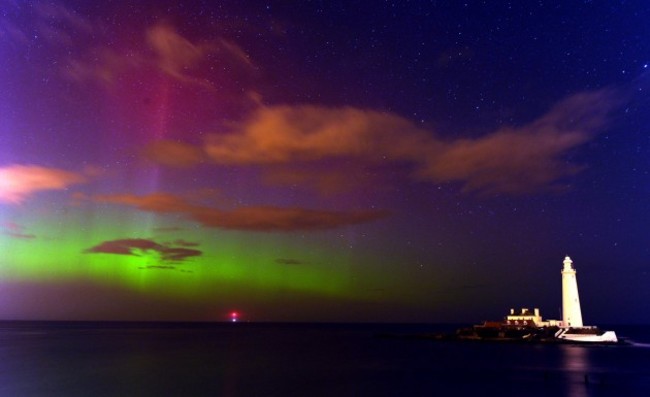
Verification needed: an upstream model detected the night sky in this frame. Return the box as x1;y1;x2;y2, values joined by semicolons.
1;1;649;323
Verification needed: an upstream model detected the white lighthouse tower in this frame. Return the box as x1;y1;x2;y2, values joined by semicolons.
561;256;583;328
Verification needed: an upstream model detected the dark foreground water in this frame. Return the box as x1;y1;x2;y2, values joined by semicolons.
0;322;649;396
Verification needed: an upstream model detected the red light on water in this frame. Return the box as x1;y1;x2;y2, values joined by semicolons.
230;311;239;322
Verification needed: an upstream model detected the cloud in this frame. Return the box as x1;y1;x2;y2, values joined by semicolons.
95;193;389;232
196;206;388;231
2;2;93;47
3;231;36;240
218;38;255;68
96;193;188;213
159;247;202;262
68;22;255;91
204;105;435;164
84;238;202;264
147;25;254;79
419;90;617;193
192;89;617;194
0;164;86;204
3;221;24;233
145;23;215;87
143;140;204;167
67;48;140;87
144;24;256;90
85;238;161;256
2;221;36;239
34;2;94;36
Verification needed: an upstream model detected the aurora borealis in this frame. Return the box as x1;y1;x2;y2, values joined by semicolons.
1;1;649;323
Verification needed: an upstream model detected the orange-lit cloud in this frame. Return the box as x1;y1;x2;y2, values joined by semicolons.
195;89;616;194
145;23;215;86
420;128;587;194
218;38;255;69
67;22;255;91
96;193;188;213
0;165;85;204
204;105;436;164
95;193;389;232
419;90;616;193
143;140;204;167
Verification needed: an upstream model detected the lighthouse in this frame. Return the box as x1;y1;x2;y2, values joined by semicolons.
561;256;583;328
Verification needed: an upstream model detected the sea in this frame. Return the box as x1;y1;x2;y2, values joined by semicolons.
0;322;648;397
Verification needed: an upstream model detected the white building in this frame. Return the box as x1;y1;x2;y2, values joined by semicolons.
505;307;561;327
498;256;617;342
561;256;583;327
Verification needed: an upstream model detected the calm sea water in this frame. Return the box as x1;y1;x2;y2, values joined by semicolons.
0;322;648;396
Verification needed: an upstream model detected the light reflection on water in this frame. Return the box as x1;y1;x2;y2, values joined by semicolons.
0;323;649;396
560;345;590;397
557;340;650;397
